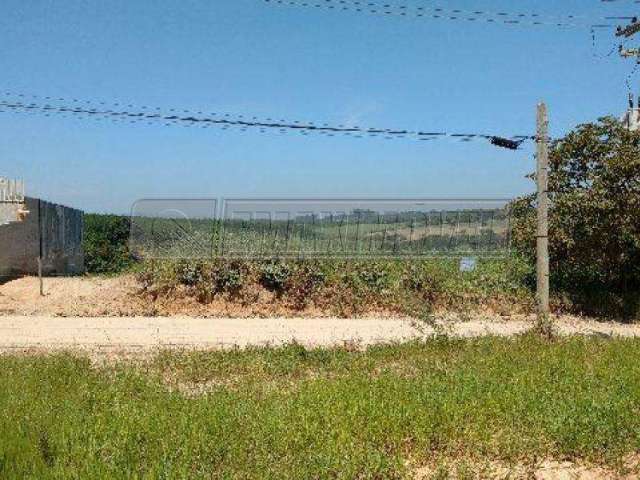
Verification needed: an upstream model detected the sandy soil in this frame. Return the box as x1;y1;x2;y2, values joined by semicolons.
2;275;640;355
414;456;640;479
0;275;151;317
0;275;400;318
1;314;639;356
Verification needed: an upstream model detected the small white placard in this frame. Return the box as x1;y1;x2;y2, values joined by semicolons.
460;257;477;273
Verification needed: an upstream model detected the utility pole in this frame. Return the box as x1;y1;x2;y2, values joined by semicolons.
536;103;550;335
38;199;44;297
38;199;44;296
617;17;640;129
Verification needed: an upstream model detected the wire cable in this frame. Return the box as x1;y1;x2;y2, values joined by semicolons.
264;0;617;28
0;91;535;148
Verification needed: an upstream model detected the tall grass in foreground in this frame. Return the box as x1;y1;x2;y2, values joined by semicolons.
1;336;640;478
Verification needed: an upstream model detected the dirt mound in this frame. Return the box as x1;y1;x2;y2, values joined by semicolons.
0;275;151;317
0;275;399;318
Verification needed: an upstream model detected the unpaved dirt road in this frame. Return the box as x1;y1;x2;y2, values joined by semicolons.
1;315;640;354
4;276;639;356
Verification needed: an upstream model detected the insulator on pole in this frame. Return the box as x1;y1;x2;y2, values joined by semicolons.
489;136;523;150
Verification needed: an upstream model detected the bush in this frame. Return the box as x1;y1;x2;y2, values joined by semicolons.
83;214;133;274
177;261;204;287
213;262;245;295
260;261;292;294
138;257;533;316
356;264;392;293
511;117;640;319
285;262;326;309
403;263;445;303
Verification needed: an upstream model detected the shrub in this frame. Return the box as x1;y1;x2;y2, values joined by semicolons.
138;257;533;316
213;261;245;295
177;261;204;287
511;117;640;319
356;264;391;293
260;261;292;294
403;263;445;304
286;263;327;309
83;214;133;274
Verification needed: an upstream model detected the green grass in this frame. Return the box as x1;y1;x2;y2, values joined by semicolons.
1;335;640;478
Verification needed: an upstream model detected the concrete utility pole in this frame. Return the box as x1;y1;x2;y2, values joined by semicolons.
617;18;640;129
38;199;44;296
536;103;550;331
622;93;640;130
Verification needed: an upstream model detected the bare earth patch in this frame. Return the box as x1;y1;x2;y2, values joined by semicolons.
1;276;640;359
1;314;639;360
414;455;640;479
0;275;404;318
0;275;150;317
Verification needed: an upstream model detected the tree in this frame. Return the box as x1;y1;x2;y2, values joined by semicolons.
511;117;640;319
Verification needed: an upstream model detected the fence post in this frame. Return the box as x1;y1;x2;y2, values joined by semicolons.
536;103;551;334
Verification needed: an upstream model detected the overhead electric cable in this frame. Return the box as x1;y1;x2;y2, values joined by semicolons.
263;0;616;28
0;91;535;148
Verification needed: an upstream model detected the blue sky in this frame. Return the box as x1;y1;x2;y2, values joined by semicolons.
0;0;636;213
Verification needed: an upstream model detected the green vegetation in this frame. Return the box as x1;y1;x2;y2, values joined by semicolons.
83;118;640;320
138;257;534;316
83;214;133;274
511;118;640;320
2;336;640;478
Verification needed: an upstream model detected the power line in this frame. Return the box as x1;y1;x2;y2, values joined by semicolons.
591;25;625;58
0;91;535;148
264;0;616;28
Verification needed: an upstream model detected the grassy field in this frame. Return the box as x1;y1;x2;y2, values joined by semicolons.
1;335;640;478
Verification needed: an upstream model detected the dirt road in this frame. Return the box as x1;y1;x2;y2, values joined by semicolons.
1;315;639;354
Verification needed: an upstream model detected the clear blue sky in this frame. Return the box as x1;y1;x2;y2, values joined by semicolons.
0;0;635;213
